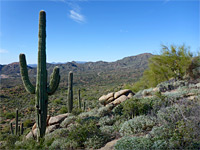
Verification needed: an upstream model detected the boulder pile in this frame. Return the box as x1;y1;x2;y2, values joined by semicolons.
26;113;71;139
99;89;134;106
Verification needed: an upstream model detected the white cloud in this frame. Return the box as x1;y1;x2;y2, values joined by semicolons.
0;49;8;54
69;10;85;23
51;0;86;23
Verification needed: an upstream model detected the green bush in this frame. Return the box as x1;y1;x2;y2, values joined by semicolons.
24;119;33;128
45;128;68;141
15;138;45;149
67;119;110;149
100;125;115;135
149;100;200;149
97;106;111;117
112;115;127;132
112;104;123;115
122;98;153;119
152;140;168;150
72;108;83;116
49;138;78;150
98;116;115;126
5;112;15;119
53;99;62;104
119;115;156;136
58;106;68;114
84;134;110;149
132;44;193;92
114;136;153;150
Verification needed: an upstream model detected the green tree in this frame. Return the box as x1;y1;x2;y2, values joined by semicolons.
133;44;193;92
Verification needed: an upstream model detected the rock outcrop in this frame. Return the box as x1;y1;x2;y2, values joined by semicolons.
26;113;70;139
99;89;134;106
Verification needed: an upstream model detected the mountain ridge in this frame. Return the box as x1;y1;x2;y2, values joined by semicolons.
0;53;153;88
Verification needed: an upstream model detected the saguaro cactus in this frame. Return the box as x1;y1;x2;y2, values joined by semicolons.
83;101;86;111
10;123;14;134
19;10;60;139
78;89;81;109
68;71;73;113
15;109;18;135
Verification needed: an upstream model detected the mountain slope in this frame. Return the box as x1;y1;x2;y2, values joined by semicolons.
0;53;152;88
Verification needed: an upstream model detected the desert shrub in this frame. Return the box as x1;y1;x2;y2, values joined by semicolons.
98;116;115;126
149;125;173;141
112;103;123;115
53;99;62;104
67;119;110;148
15;138;45;150
152;139;168;150
84;134;110;149
3;135;19;149
72;108;83;116
97;106;111;117
78;108;99;118
122;98;153;119
5;112;15;119
100;125;115;135
48;138;78;150
58;106;68;114
150;100;200;149
45;128;68;142
186;56;200;79
114;136;153;150
24;119;33;128
81;116;99;124
112;115;127;132
1;125;10;134
119;115;156;136
132;45;193;92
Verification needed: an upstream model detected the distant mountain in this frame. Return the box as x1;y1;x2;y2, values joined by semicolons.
28;64;37;68
28;61;87;68
0;62;33;77
1;53;153;88
75;61;87;64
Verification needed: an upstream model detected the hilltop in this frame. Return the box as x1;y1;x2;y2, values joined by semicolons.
0;53;152;88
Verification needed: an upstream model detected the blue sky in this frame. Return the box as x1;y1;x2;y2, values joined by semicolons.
0;0;199;64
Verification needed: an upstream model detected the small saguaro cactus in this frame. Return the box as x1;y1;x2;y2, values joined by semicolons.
10;109;24;136
68;71;73;113
10;123;14;134
15;109;18;135
19;10;60;139
78;89;81;109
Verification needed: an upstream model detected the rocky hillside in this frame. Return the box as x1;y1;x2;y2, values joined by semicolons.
3;77;199;149
0;53;152;88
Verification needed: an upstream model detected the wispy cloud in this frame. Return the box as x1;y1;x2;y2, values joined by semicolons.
52;0;86;23
69;10;85;23
0;49;8;54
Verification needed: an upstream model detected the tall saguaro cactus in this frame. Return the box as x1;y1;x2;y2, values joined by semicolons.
68;71;73;113
19;10;60;139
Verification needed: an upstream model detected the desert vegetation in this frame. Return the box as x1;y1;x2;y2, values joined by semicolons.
0;10;200;150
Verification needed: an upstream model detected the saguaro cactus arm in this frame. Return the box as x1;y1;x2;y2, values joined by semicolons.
47;66;60;95
19;54;35;94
